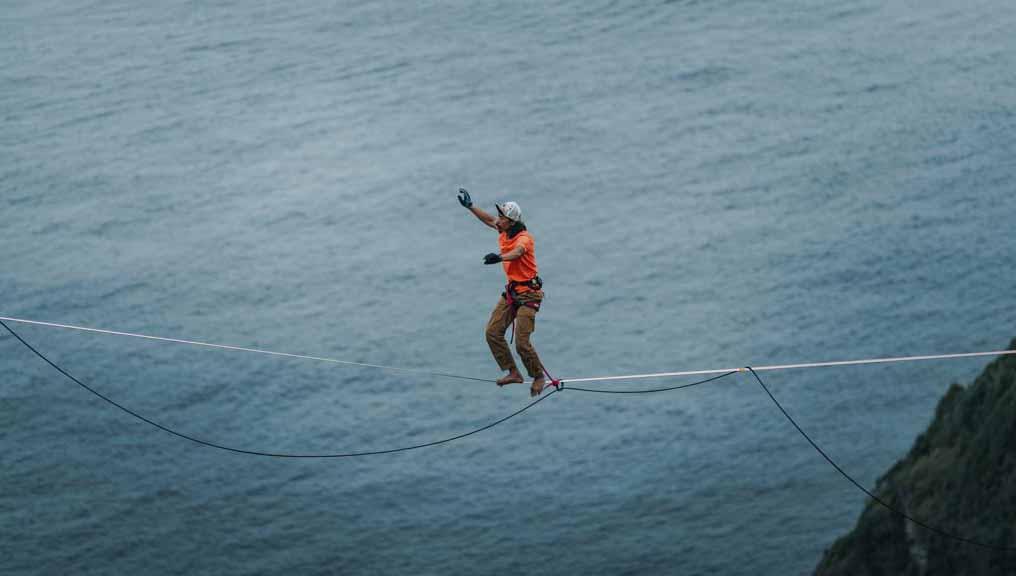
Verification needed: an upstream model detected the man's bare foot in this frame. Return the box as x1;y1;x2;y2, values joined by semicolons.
530;376;546;397
496;371;524;386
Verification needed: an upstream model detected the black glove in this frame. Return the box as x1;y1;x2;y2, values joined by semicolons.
483;252;502;265
457;188;473;208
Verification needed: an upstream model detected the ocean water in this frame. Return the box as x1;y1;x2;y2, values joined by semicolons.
3;0;1015;574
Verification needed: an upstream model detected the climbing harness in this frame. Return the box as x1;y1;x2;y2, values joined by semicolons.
503;276;543;344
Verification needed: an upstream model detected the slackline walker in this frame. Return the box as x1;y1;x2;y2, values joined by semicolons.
458;189;550;397
2;315;1016;551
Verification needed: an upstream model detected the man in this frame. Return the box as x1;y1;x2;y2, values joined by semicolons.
458;188;548;396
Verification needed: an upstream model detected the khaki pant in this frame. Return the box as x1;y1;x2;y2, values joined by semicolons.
485;294;544;378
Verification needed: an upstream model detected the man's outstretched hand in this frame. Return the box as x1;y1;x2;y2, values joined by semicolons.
483;252;502;265
457;188;473;208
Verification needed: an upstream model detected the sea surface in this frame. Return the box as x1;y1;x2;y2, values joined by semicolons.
3;1;1015;574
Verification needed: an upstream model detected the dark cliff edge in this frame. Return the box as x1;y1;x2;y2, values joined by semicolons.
814;339;1016;576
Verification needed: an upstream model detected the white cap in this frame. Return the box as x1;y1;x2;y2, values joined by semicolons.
495;201;523;222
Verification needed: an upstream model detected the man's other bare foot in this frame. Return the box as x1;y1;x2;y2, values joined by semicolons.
497;371;524;386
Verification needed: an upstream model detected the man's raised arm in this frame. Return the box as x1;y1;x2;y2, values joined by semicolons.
458;188;497;229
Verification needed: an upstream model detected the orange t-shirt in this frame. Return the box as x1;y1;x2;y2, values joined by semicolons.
499;230;538;292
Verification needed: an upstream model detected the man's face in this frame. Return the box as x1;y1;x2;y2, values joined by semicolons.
496;216;513;232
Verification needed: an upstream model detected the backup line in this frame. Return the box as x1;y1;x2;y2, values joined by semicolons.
4;315;1015;549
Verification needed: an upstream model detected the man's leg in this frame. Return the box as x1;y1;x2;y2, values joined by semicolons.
513;306;546;395
485;296;522;385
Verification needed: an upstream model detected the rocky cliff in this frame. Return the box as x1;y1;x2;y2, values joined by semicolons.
814;341;1016;576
